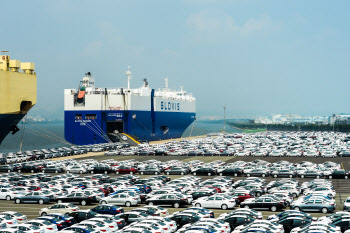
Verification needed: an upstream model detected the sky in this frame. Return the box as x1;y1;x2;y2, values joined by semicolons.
2;0;350;120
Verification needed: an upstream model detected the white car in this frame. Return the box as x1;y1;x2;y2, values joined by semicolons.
121;136;128;141
100;193;140;207
0;212;27;224
79;221;112;233
192;196;235;210
10;224;45;233
27;220;57;233
39;203;79;216
0;188;22;201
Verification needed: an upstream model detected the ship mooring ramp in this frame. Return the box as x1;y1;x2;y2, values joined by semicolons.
120;133;139;147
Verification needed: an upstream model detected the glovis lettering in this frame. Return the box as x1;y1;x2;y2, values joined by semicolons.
160;101;180;111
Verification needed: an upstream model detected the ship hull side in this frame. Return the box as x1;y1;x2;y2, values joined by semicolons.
0;114;26;144
64;110;195;145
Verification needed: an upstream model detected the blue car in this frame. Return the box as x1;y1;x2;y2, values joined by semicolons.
37;216;66;230
91;204;124;215
291;199;335;213
47;213;76;226
186;207;215;218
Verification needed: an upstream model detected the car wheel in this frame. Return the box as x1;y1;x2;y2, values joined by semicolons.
195;203;201;207
301;175;304;178
18;170;21;173
6;195;11;201
219;172;223;176
38;199;44;204
316;175;320;179
155;172;158;175
346;176;349;179
81;200;87;206
101;200;107;205
125;201;131;207
247;174;250;177
58;200;63;204
262;174;266;177
116;171;119;174
79;170;83;174
208;173;211;176
234;173;238;177
31;170;34;173
15;199;20;204
271;206;277;212
140;172;144;175
7;170;10;173
256;192;261;197
293;207;300;211
148;202;154;206
328;175;332;179
104;171;108;174
55;170;59;173
181;172;184;175
66;171;70;173
193;172;196;176
41;212;47;216
321;207;328;214
293;193;297;198
289;175;293;178
173;203;180;208
90;171;94;174
130;171;133;175
221;204;228;210
244;205;249;209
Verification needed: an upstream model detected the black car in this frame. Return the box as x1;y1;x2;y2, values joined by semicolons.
18;165;42;173
278;216;311;233
191;191;215;200
145;194;188;208
219;168;243;177
68;210;99;223
43;166;64;173
328;169;349;179
169;213;201;228
192;168;217;176
56;193;94;205
222;215;255;230
90;165;113;174
299;170;323;178
241;197;285;211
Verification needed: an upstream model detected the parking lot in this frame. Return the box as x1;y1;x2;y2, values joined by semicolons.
1;154;350;220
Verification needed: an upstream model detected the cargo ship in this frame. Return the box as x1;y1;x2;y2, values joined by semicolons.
64;68;196;145
0;51;37;144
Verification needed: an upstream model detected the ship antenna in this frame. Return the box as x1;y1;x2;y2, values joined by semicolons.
126;66;132;89
223;105;226;133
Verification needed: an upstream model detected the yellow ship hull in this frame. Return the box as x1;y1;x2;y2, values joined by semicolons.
0;55;37;143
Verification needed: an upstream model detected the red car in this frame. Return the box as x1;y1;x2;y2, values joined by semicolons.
233;192;253;204
116;166;138;174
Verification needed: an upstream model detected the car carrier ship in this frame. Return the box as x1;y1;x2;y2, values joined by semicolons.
64;68;196;145
0;51;37;144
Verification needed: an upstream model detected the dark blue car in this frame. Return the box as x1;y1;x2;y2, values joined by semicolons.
37;216;66;230
91;204;124;215
47;213;76;227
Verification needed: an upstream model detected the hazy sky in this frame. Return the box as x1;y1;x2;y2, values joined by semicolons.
2;0;350;119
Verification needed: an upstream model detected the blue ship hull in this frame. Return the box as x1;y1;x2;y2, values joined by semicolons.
0;114;25;144
64;110;195;145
